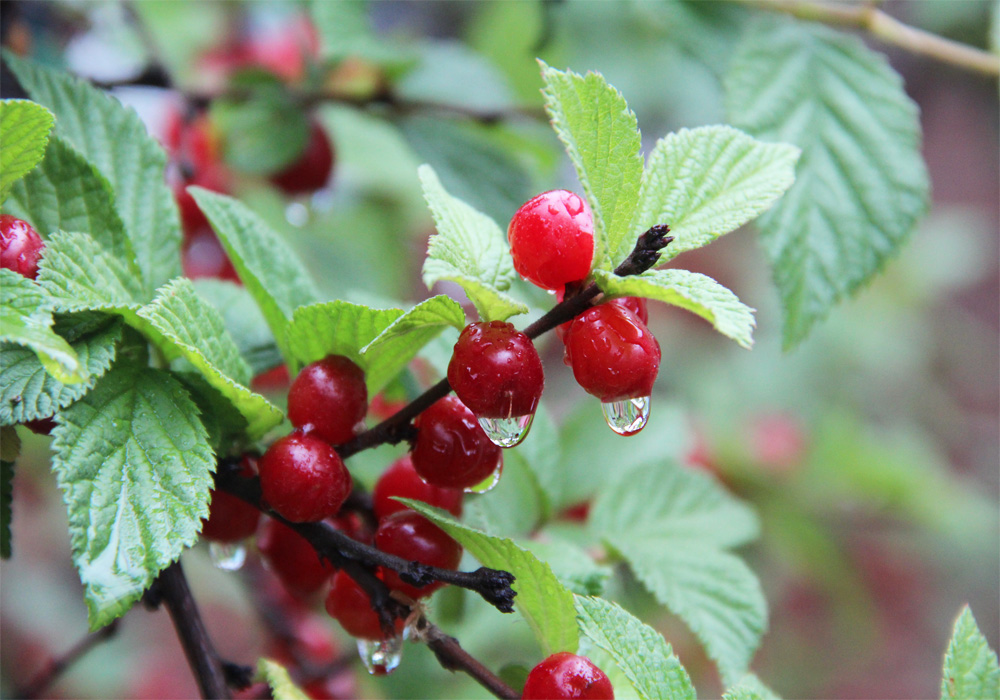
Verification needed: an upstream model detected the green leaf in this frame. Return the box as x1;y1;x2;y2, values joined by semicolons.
212;88;310;175
725;19;929;348
399;499;579;655
418;164;527;322
1;312;122;426
519;539;610;596
190;188;320;362
52;364;214;629
575;595;696;700
4;51;182;292
539;62;644;270
1;455;14;559
136;279;283;439
0;269;85;384
0;99;54;202
258;658;310;700
593;269;756;349
310;0;414;67
632;126;799;264
590;461;765;685
724;674;781;700
191;279;280;377
941;606;1000;700
7;135;139;270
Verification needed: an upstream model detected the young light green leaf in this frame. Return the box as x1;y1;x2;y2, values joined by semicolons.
52;364;214;629
724;674;781;700
575;595;695;700
399;499;579;655
136;279;283;439
418;164;528;322
190;188;320;362
7;136;139;269
258;658;310;700
632;126;799;264
4;51;182;292
725;19;929;349
593;269;756;349
0;99;54;202
1;455;14;559
941;606;1000;700
191;279;281;377
539;62;644;270
590;461;764;685
1;313;122;425
0;269;85;384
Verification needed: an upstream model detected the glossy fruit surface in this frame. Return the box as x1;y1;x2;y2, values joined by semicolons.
522;653;614;699
508;190;594;291
564;303;660;402
258;518;336;598
411;396;502;490
288;355;368;446
200;458;261;542
608;296;648;324
374;511;462;599
447;321;544;419
0;215;44;279
258;432;351;522
325;570;403;640
270;120;335;195
372;455;463;521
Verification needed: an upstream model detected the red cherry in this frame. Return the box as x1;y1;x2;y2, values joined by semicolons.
258;432;351;523
447;321;544;419
270;120;335;195
411;396;502;490
372;455;463;521
374;510;462;599
174;163;231;236
251;364;291;392
201;457;261;542
182;229;240;282
522;653;615;699
508;190;594;291
288;355;368;446
563;303;660;402
324;569;404;640
608;296;648;325
258;518;336;599
0;215;44;279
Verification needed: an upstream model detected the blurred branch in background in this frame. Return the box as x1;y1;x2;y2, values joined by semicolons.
14;619;121;699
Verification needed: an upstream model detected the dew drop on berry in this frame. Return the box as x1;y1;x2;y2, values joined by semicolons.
601;396;651;436
464;457;504;493
208;541;247;571
357;636;403;675
477;413;533;448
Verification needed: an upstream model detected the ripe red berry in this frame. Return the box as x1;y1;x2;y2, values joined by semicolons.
608;296;648;325
182;229;240;283
447;321;544;420
325;570;404;640
0;215;44;279
372;455;463;521
258;518;336;599
258;432;351;523
508;190;594;291
270;120;335;195
522;653;614;699
563;303;660;402
200;457;261;542
288;355;368;446
411;396;502;490
374;510;462;599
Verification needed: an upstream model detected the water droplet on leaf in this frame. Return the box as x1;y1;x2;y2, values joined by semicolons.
600;396;650;436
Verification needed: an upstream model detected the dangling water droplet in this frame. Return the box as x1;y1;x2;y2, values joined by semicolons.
285;201;310;228
357;636;403;675
208;541;246;571
601;396;651;436
465;458;503;494
477;413;534;448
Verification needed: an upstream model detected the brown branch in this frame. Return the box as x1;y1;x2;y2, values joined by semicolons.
15;620;121;699
415;618;520;699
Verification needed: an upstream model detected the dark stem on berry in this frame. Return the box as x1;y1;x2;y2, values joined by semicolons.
14;619;121;699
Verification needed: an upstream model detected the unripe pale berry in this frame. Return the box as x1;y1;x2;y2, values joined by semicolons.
508;190;594;291
374;510;462;599
372;454;464;521
288;355;368;446
411;396;502;490
258;432;351;522
447;321;544;419
0;215;44;279
522;652;614;699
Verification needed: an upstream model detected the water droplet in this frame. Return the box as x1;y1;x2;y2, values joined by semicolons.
208;541;246;571
465;458;503;494
477;413;534;448
285;201;310;228
600;396;650;436
357;636;403;675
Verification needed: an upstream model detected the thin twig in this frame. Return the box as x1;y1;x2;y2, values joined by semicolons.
415;618;519;699
15;620;121;699
739;0;1000;76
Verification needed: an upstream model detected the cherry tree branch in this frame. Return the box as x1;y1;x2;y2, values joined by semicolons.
415;618;520;699
15;620;121;699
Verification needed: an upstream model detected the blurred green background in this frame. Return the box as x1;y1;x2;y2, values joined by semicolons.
1;1;997;698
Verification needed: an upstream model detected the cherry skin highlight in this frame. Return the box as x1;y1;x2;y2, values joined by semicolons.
0;215;44;279
411;396;502;490
372;454;464;521
521;652;615;699
258;432;351;523
374;510;463;599
270;120;335;195
508;190;594;291
564;303;660;402
325;570;404;640
288;355;368;446
258;518;336;599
